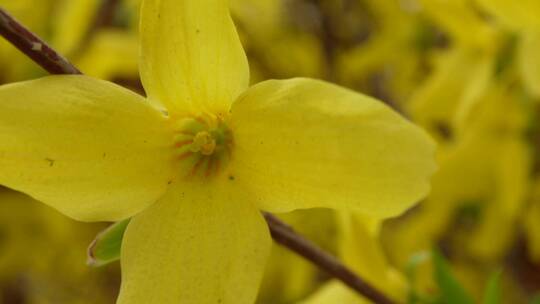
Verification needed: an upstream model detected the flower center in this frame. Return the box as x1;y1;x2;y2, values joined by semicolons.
190;131;216;155
172;114;233;179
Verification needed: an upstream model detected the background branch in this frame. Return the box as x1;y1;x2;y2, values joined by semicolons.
0;6;396;304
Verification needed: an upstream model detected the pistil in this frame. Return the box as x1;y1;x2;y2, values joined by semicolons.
172;115;233;178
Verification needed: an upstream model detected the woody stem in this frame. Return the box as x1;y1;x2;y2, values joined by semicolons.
0;7;81;75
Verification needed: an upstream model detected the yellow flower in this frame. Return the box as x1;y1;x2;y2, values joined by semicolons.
418;0;497;48
230;0;325;81
75;30;140;80
385;82;531;266
336;0;427;104
0;0;436;303
0;188;114;304
518;31;540;98
407;47;493;142
475;0;540;31
52;0;101;55
475;0;540;99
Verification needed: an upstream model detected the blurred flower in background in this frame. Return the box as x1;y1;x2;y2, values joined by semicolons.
2;0;540;303
0;187;118;304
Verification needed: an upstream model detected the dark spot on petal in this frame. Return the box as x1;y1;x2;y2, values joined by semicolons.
433;121;453;140
45;158;55;167
228;175;235;181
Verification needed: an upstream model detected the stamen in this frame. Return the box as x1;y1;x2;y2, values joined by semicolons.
190;131;216;155
172;114;233;179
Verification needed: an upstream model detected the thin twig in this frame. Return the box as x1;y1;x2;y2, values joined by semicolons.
0;6;396;304
0;7;81;74
264;213;396;304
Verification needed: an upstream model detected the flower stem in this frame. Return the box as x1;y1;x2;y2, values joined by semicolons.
264;213;396;304
0;6;396;304
0;7;81;75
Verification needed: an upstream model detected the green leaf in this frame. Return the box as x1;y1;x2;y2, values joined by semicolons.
482;270;502;304
87;219;130;267
432;250;475;304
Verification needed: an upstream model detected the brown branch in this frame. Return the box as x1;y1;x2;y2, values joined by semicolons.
264;213;396;304
0;6;396;304
0;7;81;75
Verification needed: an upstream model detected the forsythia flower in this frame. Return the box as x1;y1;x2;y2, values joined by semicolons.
230;0;325;81
0;188;114;304
407;48;492;141
0;0;436;303
336;0;426;105
475;0;540;99
386;82;531;267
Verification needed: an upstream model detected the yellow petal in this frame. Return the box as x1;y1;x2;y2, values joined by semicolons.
468;138;531;260
519;31;540;98
139;0;249;115
118;180;271;304
0;75;176;221
229;78;436;218
76;30;139;80
337;213;406;301
299;281;368;304
52;0;100;54
476;0;540;29
418;0;496;47
407;48;491;140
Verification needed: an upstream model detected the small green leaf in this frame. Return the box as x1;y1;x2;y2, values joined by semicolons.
87;219;130;267
482;270;502;304
432;250;475;304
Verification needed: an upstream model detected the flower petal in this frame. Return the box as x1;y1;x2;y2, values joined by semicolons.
229;78;436;218
117;180;271;304
519;31;540;98
337;213;406;301
139;0;249;115
476;0;540;29
52;0;100;54
0;75;176;222
299;281;368;304
76;30;139;81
